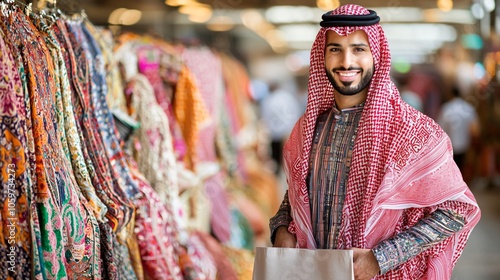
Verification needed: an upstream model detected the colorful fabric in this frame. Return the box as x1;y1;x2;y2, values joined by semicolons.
39;16;108;224
182;48;232;242
84;22;127;111
0;25;33;280
58;18;138;279
194;231;238;280
218;52;256;180
220;245;254;280
56;19;125;233
282;4;480;279
219;52;253;133
80;20;141;202
3;9;101;279
69;19;140;280
66;21;133;232
122;74;218;280
2;14;48;279
136;45;188;163
114;42;214;279
79;27;145;277
126;156;184;280
125;71;180;209
185;232;217;279
173;64;211;170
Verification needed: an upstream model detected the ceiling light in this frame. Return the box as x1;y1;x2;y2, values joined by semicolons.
265;6;314;24
437;0;453;12
278;24;318;43
178;3;211;14
316;0;340;11
241;10;265;29
188;10;213;23
178;3;213;23
471;3;485;19
207;16;235;31
108;8;128;25
120;9;142;26
109;8;142;25
483;0;495;12
165;0;196;6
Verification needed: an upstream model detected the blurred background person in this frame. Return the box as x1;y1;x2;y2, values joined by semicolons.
437;86;481;180
259;80;302;174
404;64;445;119
397;73;424;112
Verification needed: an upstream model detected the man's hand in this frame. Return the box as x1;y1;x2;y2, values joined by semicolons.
351;248;380;280
272;226;297;247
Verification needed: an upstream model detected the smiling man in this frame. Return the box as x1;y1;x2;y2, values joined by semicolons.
269;4;481;280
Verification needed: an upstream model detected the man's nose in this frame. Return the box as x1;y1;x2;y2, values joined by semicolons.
340;51;353;69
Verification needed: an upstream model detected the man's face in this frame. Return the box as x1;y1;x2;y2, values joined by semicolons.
324;30;374;96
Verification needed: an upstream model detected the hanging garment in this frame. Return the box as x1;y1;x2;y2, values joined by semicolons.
127;61;180;208
172;64;210;170
137;45;189;164
115;39;217;278
80;21;141;202
55;19;126;233
182;47;231;243
68;19;141;280
1;12;46;280
84;22;127;112
126;155;184;280
2;9;101;279
0;25;34;280
35;14;108;224
56;18;141;279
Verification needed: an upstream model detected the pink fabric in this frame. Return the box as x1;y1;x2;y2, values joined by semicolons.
283;4;480;279
182;47;231;242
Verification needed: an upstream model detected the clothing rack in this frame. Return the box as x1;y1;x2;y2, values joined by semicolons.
0;0;84;19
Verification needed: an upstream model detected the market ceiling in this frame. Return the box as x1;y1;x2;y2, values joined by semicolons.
78;0;476;25
67;0;485;60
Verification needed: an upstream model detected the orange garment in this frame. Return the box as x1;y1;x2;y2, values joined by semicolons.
173;65;211;170
219;52;253;132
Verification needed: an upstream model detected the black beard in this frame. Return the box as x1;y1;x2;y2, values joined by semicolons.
326;66;374;96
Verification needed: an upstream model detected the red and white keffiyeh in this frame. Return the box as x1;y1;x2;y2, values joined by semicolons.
283;4;480;279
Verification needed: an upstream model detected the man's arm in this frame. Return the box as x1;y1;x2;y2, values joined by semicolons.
371;208;466;274
269;190;296;247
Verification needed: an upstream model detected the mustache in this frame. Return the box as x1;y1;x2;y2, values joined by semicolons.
331;67;363;72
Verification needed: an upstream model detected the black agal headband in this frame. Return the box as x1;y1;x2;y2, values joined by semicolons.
320;10;380;27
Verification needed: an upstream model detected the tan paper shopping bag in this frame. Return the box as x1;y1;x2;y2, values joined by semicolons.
252;247;354;280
